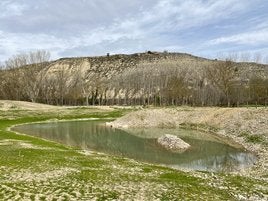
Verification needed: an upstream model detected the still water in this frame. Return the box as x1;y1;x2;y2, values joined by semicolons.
12;120;257;172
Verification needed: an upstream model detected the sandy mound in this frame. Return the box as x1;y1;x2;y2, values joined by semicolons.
109;107;268;137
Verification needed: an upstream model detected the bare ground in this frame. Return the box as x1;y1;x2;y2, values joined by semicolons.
0;100;119;111
0;100;60;111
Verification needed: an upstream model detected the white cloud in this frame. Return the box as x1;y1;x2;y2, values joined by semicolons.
75;0;252;47
208;29;268;45
0;31;66;60
0;0;266;61
0;0;27;18
139;0;252;31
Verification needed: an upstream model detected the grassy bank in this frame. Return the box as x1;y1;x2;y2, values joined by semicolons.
0;105;267;200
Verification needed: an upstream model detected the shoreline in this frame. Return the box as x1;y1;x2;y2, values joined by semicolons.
109;107;268;179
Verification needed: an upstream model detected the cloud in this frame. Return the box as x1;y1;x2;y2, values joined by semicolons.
208;29;268;45
0;0;267;62
108;0;251;36
0;0;28;18
58;0;256;55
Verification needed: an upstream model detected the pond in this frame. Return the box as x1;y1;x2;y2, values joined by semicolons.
12;120;257;172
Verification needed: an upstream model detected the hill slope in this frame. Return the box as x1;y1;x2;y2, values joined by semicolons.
1;51;268;106
44;52;267;80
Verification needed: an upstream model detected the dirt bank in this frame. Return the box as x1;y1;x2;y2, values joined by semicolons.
0;100;60;111
0;100;119;111
109;107;268;178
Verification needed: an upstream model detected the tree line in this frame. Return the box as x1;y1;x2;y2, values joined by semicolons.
0;50;268;107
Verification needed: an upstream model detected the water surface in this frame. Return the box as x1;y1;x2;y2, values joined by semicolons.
12;120;257;172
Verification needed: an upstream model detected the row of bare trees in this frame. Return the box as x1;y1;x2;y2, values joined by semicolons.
0;51;268;107
108;61;268;107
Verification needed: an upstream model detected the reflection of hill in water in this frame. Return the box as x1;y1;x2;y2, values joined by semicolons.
13;121;257;172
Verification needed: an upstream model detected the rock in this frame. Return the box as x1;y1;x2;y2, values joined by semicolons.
106;122;128;129
106;122;113;127
157;134;190;152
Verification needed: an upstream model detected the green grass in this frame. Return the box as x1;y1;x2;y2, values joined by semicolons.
239;131;266;144
246;135;265;144
0;107;267;200
179;122;219;133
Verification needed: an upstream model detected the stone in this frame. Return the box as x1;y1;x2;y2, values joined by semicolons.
157;134;190;152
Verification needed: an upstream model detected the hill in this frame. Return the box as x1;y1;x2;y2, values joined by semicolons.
44;52;268;84
0;51;268;106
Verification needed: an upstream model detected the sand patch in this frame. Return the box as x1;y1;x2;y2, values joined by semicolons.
7;168;79;183
0;139;52;150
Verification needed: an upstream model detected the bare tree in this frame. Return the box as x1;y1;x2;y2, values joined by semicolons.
253;52;262;63
2;50;51;102
249;76;268;106
23;50;51;102
54;65;70;105
265;55;268;64
240;52;251;62
28;50;50;64
206;60;237;106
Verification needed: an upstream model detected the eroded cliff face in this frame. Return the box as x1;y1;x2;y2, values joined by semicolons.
44;52;203;78
43;51;267;81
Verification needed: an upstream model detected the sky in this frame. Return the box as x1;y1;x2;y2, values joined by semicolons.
1;0;268;63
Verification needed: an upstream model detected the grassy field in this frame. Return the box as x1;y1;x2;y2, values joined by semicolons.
0;106;267;200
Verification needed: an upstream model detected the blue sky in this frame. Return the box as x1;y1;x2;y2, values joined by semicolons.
1;0;268;63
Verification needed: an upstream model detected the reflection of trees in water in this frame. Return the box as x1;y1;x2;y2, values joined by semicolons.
13;121;257;172
176;152;256;172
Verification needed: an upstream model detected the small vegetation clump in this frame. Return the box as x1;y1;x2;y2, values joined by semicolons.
246;135;265;144
179;123;219;133
239;131;266;144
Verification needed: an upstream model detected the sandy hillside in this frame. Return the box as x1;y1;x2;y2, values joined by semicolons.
0;100;61;111
0;100;119;112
